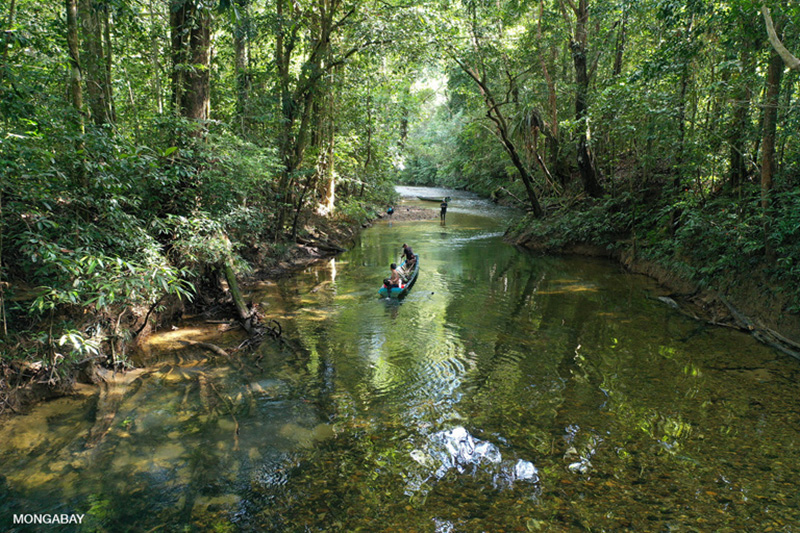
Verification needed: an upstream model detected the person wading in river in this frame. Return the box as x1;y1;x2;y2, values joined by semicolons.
440;199;448;222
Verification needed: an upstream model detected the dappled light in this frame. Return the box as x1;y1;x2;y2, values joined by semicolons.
4;196;800;530
2;0;800;529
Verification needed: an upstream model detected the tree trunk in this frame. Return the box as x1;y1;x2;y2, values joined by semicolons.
171;0;211;122
538;2;565;186
222;259;254;335
760;49;783;261
319;66;337;216
65;0;86;186
365;91;373;171
149;0;163;114
233;0;250;132
185;5;210;120
170;0;188;114
570;0;604;198
612;5;627;77
66;0;84;123
673;61;689;191
101;4;115;123
761;6;800;72
79;0;107;125
273;0;294;238
728;44;753;190
399;84;409;147
1;0;16;85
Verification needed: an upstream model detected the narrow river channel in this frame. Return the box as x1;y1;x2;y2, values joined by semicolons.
2;187;800;532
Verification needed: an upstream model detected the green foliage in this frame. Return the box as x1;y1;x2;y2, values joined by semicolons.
28;253;194;315
515;183;800;313
4;0;800;387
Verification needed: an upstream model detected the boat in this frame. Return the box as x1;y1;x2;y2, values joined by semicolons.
379;255;419;298
417;196;450;202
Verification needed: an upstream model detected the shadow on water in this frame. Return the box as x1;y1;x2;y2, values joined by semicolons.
3;187;800;531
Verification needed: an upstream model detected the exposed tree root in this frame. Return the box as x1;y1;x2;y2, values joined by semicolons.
717;295;800;361
177;339;229;358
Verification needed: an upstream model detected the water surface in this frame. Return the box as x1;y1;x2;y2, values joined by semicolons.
2;187;800;532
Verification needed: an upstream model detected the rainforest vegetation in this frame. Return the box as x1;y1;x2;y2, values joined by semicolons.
1;0;799;400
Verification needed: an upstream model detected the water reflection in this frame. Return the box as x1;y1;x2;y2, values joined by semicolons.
2;188;800;531
405;426;539;497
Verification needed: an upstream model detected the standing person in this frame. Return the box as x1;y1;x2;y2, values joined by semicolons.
440;198;448;221
401;243;416;270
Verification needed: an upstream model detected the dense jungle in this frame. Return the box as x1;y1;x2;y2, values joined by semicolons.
1;0;800;530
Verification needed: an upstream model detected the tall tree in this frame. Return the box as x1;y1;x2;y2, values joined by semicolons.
170;0;211;122
561;0;604;198
537;0;565;185
760;47;783;260
66;0;84;126
272;0;378;237
762;6;800;71
0;0;15;85
66;0;87;186
80;0;114;125
444;1;545;216
231;0;251;132
727;22;756;191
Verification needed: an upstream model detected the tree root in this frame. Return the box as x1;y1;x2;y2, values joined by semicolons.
177;340;229;357
655;292;800;361
716;294;800;361
296;235;347;253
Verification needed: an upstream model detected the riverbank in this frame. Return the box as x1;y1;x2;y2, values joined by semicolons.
507;198;800;360
0;211;379;419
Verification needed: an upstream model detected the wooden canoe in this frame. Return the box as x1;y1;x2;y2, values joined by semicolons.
379;255;419;298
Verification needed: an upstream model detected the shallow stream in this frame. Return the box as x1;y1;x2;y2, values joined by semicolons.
2;187;800;532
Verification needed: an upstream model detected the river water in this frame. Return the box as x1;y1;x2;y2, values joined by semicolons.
2;186;800;532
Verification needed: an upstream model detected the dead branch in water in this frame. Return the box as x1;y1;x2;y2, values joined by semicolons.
177;339;229;357
207;380;240;451
716;294;800;361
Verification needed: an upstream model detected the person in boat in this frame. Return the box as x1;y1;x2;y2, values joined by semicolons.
440;198;448;221
401;243;416;271
384;263;402;288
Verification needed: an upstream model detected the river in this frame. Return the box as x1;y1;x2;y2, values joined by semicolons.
2;186;800;532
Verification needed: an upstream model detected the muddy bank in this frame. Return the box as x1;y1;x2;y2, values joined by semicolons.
0;214;374;420
511;236;800;360
374;206;439;222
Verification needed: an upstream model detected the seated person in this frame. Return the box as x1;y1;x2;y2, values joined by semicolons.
384;263;402;288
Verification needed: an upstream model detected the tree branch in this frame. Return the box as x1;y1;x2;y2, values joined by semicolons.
761;6;800;71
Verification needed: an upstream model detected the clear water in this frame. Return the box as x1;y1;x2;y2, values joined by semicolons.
2;187;800;532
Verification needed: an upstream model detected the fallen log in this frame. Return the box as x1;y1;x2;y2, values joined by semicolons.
717;294;800;361
222;259;256;335
295;235;346;253
177;340;229;358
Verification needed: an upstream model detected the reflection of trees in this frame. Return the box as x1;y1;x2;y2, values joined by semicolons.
549;290;607;462
466;267;543;398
